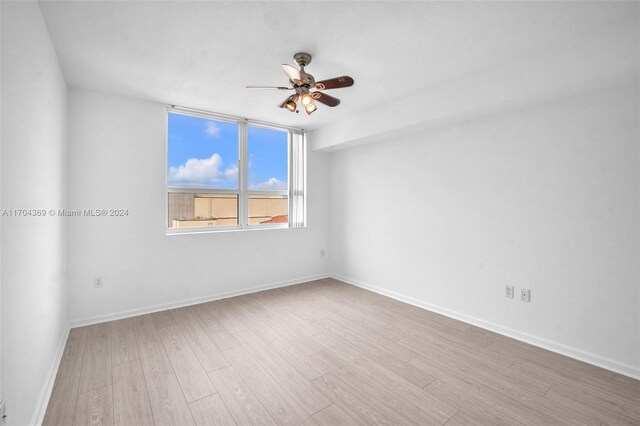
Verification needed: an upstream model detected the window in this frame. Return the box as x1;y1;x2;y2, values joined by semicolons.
167;107;305;233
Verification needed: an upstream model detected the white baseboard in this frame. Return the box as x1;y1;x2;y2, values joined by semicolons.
30;323;70;426
69;273;330;328
333;274;640;380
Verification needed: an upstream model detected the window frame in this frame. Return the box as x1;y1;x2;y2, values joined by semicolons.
165;106;305;235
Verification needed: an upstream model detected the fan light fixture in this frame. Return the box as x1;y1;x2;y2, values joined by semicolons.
284;100;297;112
304;102;317;115
300;92;317;115
300;93;314;107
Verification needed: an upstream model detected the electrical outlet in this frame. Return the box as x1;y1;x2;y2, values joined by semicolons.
94;277;104;288
521;288;531;302
505;285;514;299
320;249;325;257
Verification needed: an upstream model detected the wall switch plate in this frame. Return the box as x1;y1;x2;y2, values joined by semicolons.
521;288;531;302
320;249;325;257
505;285;514;299
94;277;104;288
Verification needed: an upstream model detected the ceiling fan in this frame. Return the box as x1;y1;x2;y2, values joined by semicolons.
246;52;354;115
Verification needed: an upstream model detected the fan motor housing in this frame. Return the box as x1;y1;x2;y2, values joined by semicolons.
293;52;312;67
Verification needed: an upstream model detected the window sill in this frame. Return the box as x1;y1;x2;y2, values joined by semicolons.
165;223;305;236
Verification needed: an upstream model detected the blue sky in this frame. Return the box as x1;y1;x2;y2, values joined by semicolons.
247;125;288;190
168;112;288;190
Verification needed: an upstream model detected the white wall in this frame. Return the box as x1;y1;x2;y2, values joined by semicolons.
1;2;69;425
67;88;330;323
0;0;3;412
330;81;640;375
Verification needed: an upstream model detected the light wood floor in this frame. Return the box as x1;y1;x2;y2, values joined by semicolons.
44;278;640;426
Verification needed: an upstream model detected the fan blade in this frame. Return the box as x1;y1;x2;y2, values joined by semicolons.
246;86;293;90
312;92;340;107
281;64;302;84
315;76;354;90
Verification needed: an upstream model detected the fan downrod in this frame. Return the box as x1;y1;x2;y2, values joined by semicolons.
293;52;312;67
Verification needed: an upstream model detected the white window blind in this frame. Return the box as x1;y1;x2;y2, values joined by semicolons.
289;131;306;228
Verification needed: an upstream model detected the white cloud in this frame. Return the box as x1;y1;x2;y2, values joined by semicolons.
223;163;238;180
250;177;288;190
204;121;221;138
168;153;236;185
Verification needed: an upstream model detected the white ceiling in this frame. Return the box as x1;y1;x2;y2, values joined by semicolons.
39;1;626;130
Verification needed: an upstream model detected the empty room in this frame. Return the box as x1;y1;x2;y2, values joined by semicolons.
1;1;639;425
